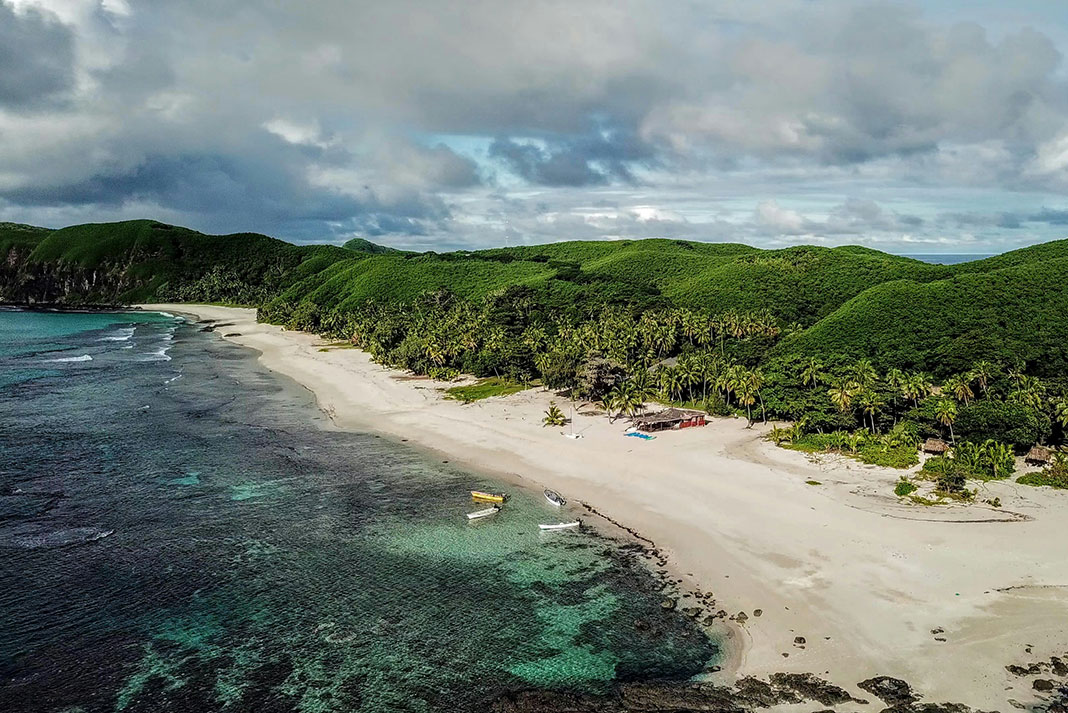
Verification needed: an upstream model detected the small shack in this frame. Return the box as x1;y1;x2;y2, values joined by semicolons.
922;438;949;455
632;408;707;433
1025;445;1053;466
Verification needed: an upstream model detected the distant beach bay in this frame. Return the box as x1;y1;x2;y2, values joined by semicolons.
0;310;717;713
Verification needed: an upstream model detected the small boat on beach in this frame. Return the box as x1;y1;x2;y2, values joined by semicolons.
467;506;500;520
539;521;580;531
543;489;566;507
470;490;506;503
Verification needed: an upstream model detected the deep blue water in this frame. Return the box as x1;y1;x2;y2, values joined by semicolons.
0;309;716;712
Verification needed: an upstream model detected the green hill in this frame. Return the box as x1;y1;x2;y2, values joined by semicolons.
775;257;1068;377
0;219;351;305
341;237;409;255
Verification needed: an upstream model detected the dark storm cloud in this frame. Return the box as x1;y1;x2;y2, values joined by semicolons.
1028;208;1068;225
2;0;1068;248
489;127;657;186
0;2;75;108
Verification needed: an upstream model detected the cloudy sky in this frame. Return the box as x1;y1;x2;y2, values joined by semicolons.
3;0;1068;253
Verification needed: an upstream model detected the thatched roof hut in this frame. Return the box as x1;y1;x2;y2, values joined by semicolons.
922;438;949;454
1025;445;1053;465
632;408;707;432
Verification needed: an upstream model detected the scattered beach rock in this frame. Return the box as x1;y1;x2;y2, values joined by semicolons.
858;676;919;706
1034;679;1056;692
753;608;763;617
223;332;241;337
795;636;807;645
660;598;676;611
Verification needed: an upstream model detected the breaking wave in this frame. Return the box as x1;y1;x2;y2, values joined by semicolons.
98;327;135;342
9;527;114;549
47;354;93;363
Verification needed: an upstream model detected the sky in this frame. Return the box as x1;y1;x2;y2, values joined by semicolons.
2;1;1068;254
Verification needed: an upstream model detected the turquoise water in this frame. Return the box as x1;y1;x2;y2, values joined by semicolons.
0;310;718;712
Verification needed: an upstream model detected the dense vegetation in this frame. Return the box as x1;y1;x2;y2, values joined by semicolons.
0;220;352;305
4;219;1068;489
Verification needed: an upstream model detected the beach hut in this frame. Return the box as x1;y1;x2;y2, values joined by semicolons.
632;408;707;432
1025;445;1053;466
922;438;949;455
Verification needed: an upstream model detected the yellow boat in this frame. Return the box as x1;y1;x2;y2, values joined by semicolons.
470;490;506;503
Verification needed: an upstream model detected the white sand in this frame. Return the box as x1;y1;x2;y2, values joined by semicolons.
143;304;1068;708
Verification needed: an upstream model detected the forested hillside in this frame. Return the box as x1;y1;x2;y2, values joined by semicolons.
0;220;351;305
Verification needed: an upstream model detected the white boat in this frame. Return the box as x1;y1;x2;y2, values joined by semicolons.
544;489;566;507
467;506;500;520
539;521;580;531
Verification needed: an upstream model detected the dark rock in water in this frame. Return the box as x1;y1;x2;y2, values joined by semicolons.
199;325;215;332
489;674;992;713
1052;657;1068;677
734;676;799;706
223;332;241;337
660;598;676;611
770;673;859;706
858;676;919;706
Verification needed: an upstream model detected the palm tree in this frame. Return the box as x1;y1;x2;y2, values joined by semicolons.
856;389;884;434
934;399;958;444
1010;375;1045;411
1054;400;1068;431
849;359;878;389
943;375;974;405
599;392;618;422
903;372;932;407
828;381;857;414
748;368;767;423
543;402;567;427
801;358;825;389
885;367;906;421
737;380;757;427
969;361;995;397
1008;363;1026;389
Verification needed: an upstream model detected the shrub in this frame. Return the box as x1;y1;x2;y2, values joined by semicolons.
955;400;1049;450
543;401;567;427
895;477;917;497
1018;453;1068;489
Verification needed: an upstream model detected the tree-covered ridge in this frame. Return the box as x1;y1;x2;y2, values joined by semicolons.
341;237;409;255
0;219;353;305
777;257;1068;377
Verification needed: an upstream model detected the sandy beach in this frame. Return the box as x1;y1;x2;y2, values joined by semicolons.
143;304;1068;709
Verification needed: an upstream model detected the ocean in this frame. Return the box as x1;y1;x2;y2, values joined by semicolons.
900;254;992;265
0;308;717;712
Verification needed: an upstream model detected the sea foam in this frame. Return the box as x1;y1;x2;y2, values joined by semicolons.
47;354;93;363
98;326;135;342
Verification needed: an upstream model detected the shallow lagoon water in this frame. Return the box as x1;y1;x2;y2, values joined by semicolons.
0;310;717;712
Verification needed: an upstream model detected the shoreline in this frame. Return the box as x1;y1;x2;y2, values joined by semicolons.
142;304;1068;710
